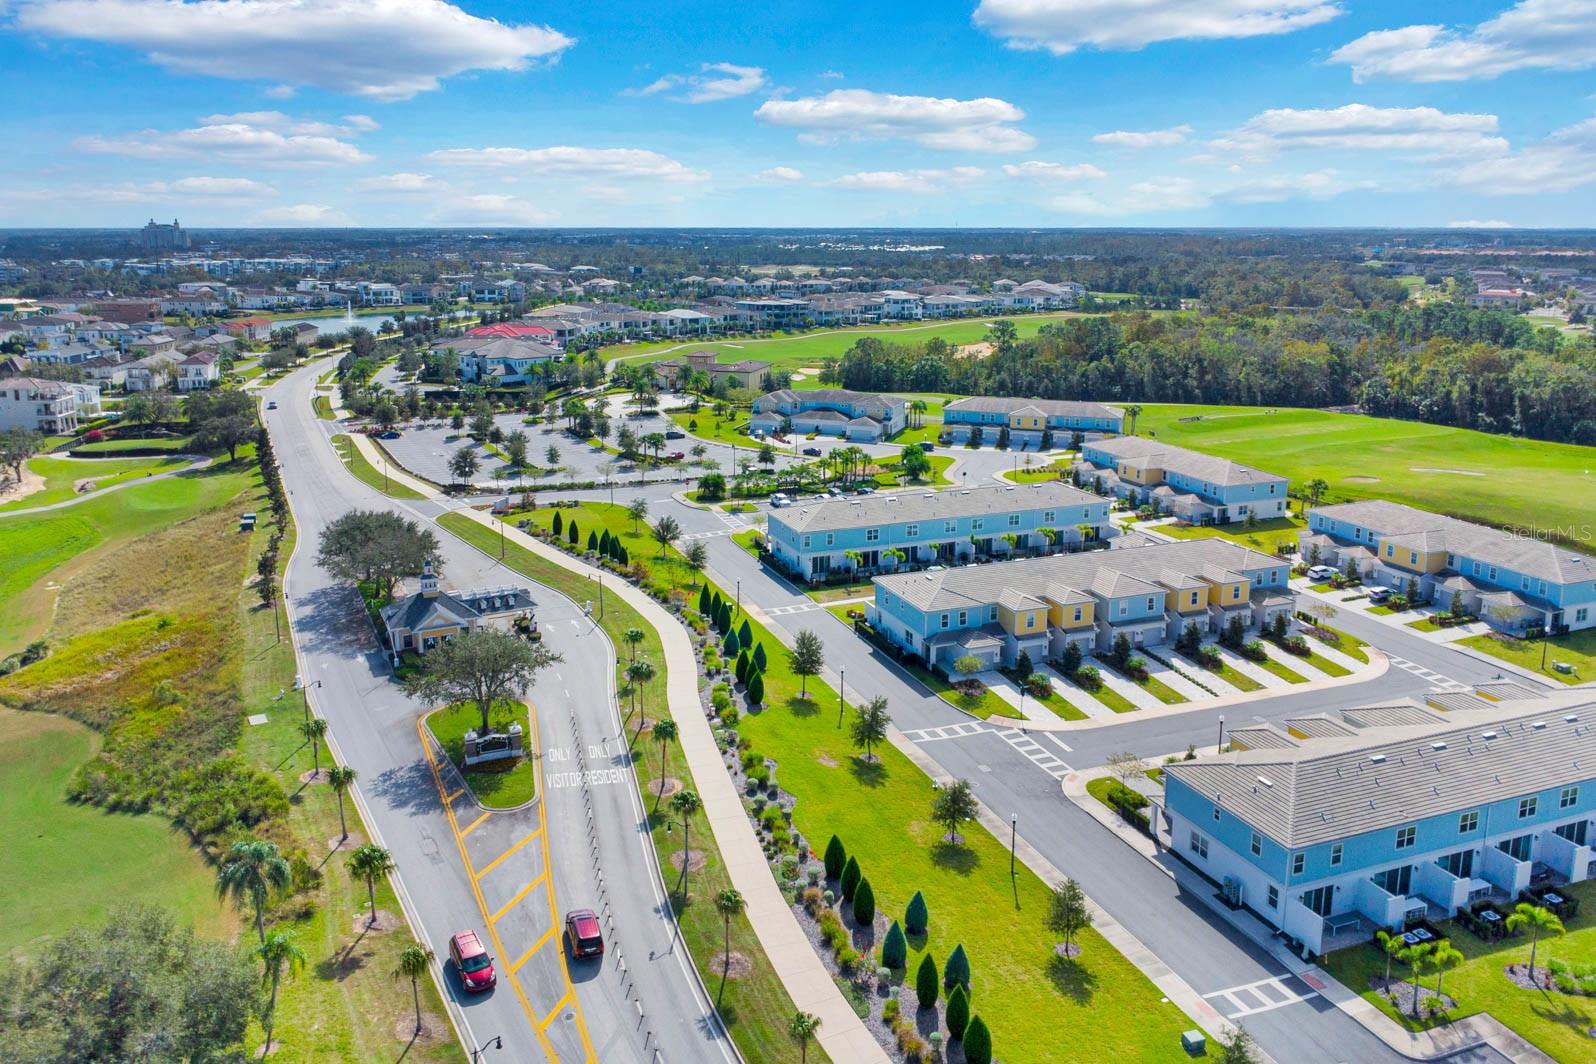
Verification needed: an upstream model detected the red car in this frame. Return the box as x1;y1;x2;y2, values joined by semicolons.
565;909;604;958
449;929;496;992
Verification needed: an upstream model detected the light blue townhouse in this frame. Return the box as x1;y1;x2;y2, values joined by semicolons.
865;537;1292;671
1076;437;1289;525
941;396;1124;447
1302;500;1596;635
750;388;907;442
1162;689;1596;958
766;482;1110;584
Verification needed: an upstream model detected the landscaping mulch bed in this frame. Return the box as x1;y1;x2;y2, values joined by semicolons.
1369;975;1456;1016
668;847;707;874
393;1013;451;1045
712;950;753;980
352;909;402;935
326;831;366;852
1504;964;1554;992
649;776;682;799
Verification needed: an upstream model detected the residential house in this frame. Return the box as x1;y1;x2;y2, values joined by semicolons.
943;396;1124;447
1468;288;1527;309
652;349;771;390
445;336;560;386
750;388;907;441
177;351;220;391
0;377;102;433
379;561;536;658
1077;437;1289;525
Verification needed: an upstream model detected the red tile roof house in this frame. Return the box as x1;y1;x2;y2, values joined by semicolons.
223;317;274;342
466;322;558;342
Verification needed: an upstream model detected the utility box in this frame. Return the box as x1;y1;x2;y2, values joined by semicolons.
1181;1030;1206;1055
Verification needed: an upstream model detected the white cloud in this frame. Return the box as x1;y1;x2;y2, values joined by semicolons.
1331;0;1596;83
14;0;573;101
1450;117;1596;193
198;111;378;137
637;62;767;103
754;89;1035;152
431;194;557;226
1213;104;1507;158
1001;160;1106;181
170;176;276;196
251;203;350;225
352;172;439;193
1047;176;1210;215
1447;219;1516;228
76;116;370;167
819;69;845;80
1219;168;1364;203
426;145;708;181
823;167;985;193
1091;124;1192;149
755;166;805;182
973;0;1342;55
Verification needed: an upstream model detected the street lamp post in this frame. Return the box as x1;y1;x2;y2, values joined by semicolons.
1217;713;1225;755
470;1035;502;1063
295;677;322;723
1009;813;1018;877
837;669;846;728
736;579;741;617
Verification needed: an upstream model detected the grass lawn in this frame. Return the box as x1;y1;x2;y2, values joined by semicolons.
0;709;229;961
439;513;813;1064
1136;404;1596;552
1254;655;1309;684
668;409;755;449
1077;679;1137;713
331;433;427;499
313;394;336;420
732;528;763;557
1406;616;1450;633
1177;652;1265;692
1300;649;1351;677
1029;683;1088;721
1302;622;1369;664
872;452;954;488
1323;879;1596;1063
71;434;194;453
1153;514;1307;556
0;454;189;513
1460;629;1596;686
425;700;537;808
999;460;1074;484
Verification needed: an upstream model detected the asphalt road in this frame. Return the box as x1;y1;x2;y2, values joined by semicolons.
265;363;736;1064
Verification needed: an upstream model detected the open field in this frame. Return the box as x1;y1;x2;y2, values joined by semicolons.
1324;878;1596;1063
1460;629;1596;686
72;434;194;454
0;454;189;513
1136;405;1596;551
0;709;228;960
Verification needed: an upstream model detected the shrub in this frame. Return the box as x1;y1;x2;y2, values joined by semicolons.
915;953;939;1008
853;877;875;926
800;886;824;916
836;947;861;973
840;856;861;901
1241;640;1268;662
905;890;929;935
1072;665;1103;690
962;1016;992;1064
745;670;765;706
1100;780;1151;834
882;997;899;1024
818;910;846;952
712;688;732;711
881;920;907;969
945;984;970;1040
943;943;971;993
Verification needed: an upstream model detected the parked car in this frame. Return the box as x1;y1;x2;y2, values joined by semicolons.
802;446;823;457
666;451;685;461
1366;586;1392;604
854;484;873;495
664;429;685;439
565;909;604;958
380;430;402;439
920;441;934;451
448;930;496;992
770;493;790;508
826;486;845;497
266;400;278;410
1306;565;1338;582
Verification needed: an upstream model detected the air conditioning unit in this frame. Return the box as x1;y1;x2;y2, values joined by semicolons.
1221;876;1244;909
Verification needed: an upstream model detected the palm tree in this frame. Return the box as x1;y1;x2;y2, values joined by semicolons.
651;718;677;811
908;399;927;429
627;659;656;728
788;1010;822;1063
715;888;746;1000
300;717;329;777
327;764;358;842
218;838;292;945
623;626;646;662
1305;477;1329;511
1376;929;1405;990
652;514;681;558
1506;903;1565;981
348;844;396;929
256;931;306;1056
1124;404;1143;436
669;789;702;900
394;943;435;1037
1401;941;1432;1016
1428;938;1463;1010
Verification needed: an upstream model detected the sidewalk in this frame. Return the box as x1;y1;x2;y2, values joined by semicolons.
1061;770;1556;1064
455;508;889;1064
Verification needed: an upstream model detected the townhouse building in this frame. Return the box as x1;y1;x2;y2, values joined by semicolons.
446;336;560;386
942;396;1124;446
768;482;1110;583
1163;690;1596;958
1303;500;1596;634
1077;437;1289;525
0;377;102;433
750;388;906;442
867;537;1292;670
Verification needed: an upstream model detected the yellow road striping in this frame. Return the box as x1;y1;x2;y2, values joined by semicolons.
460;811;491;837
475;827;543;881
445;787;465;802
416;717;565;1063
492;873;548;925
510;923;557;974
538;990;575;1030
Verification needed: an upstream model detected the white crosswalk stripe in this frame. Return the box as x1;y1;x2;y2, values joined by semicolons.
1202;976;1317;1020
680;529;733;541
766;601;822;616
902;721;991;743
993;727;1072;777
1387;655;1469;691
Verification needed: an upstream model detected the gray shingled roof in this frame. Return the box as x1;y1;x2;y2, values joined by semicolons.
943;396;1124;421
1311;500;1595;587
1165;690;1596;848
1089;436;1287;488
772;482;1099;534
875;537;1282;613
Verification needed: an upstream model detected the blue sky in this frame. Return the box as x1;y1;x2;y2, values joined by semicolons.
1;0;1593;228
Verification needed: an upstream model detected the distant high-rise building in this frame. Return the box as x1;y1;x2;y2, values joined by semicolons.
140;218;190;251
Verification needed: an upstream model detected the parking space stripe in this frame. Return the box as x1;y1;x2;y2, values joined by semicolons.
491;873;548;924
474;827;543;881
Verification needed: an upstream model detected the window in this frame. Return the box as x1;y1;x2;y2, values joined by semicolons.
944;520;956;534
906;524;919;537
1386;544;1394;558
1519;797;1538;819
1190;592;1200;606
825;533;835;546
989;606;998;621
1395;826;1417;850
1043;510;1055;522
940;613;950;630
1146;597;1156;611
1008;514;1021;527
1072;607;1083;623
1291;853;1305;876
1488;566;1498;581
802;535;811;549
1330;843;1343;867
1577;608;1589;624
956;610;967;626
866;528;880;543
1232;586;1241;600
1560;786;1579;809
1458;811;1479;834
1250;832;1262;857
1189;831;1209;859
1212;805;1221;822
973;519;984;531
1118;602;1127;617
1267;885;1279;909
1410;551;1419;565
1024;613;1036;630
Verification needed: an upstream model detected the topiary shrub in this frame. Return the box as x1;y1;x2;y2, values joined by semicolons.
943;943;971;993
840;855;861;901
881;920;907;969
823;835;846;879
945;984;970;1041
753;642;768;671
734;649;750;684
746;670;765;707
852;877;875;926
905;890;929;935
962;1016;991;1064
738;619;753;647
915;953;938;1008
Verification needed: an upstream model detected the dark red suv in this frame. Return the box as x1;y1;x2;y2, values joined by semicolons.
565;909;604;958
